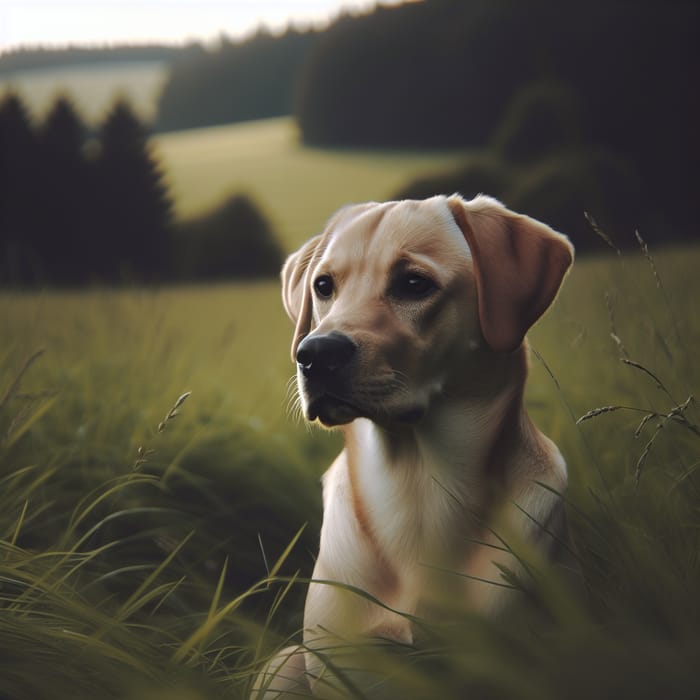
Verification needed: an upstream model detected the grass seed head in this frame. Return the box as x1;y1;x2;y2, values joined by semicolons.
585;211;621;256
576;406;621;424
158;391;192;433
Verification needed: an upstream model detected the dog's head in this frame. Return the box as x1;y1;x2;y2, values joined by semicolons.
282;195;573;428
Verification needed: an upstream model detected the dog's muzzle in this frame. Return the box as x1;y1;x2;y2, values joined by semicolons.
296;332;358;424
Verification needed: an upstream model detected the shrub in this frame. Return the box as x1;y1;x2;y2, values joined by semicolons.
491;81;585;163
393;154;511;202
173;195;284;281
506;149;645;249
393;148;646;252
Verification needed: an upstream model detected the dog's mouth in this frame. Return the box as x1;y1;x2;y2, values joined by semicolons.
307;394;361;426
394;405;425;424
306;392;425;428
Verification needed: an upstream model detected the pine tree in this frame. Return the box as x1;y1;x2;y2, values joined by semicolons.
0;93;40;283
92;98;172;281
36;95;90;284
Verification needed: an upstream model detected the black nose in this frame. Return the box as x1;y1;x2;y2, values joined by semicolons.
296;332;356;379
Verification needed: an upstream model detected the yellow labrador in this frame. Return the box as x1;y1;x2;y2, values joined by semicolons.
254;194;574;698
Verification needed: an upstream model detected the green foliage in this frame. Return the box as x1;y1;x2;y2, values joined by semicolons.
0;236;699;697
174;195;283;281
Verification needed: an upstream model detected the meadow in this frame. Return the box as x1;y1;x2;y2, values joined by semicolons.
153;116;468;248
2;236;699;698
0;61;168;124
1;113;699;698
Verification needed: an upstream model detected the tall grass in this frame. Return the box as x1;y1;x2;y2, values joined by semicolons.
0;283;326;698
1;237;699;698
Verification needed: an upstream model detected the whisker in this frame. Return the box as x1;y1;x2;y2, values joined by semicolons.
284;374;298;399
284;373;307;426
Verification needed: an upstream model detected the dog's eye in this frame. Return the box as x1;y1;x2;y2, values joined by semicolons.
314;275;334;299
393;273;436;299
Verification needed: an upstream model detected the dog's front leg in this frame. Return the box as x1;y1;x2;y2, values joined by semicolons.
301;507;413;698
251;644;311;699
303;581;412;700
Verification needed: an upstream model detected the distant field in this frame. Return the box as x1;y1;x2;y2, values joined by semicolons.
153;117;470;249
0;60;168;123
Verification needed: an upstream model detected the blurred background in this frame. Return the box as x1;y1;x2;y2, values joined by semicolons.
2;0;698;286
1;2;699;699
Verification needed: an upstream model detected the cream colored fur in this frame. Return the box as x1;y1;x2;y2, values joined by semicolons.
252;195;574;699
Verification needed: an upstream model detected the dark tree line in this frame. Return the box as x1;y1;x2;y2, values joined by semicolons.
296;0;699;241
0;45;181;75
0;93;172;284
297;0;699;155
155;29;319;133
0;93;283;286
145;0;697;243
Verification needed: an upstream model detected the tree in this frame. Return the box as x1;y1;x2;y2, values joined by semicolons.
92;98;173;281
0;92;40;283
35;95;90;284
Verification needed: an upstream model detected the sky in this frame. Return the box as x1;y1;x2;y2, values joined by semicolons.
0;0;409;53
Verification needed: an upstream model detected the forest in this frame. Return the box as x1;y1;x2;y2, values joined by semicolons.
0;93;282;286
155;29;318;133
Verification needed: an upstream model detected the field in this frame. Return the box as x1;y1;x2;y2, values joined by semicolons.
153;117;468;248
2;236;699;698
1;111;699;698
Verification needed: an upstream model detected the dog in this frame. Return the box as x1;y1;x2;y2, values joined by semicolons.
253;194;574;699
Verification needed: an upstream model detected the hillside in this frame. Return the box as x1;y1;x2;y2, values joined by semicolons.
152;117;468;248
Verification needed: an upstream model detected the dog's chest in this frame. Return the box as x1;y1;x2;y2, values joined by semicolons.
350;421;485;568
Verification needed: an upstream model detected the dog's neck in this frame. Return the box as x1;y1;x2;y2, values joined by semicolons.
343;345;531;565
362;342;528;473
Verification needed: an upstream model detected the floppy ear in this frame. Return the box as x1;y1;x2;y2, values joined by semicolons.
448;194;574;353
281;233;324;361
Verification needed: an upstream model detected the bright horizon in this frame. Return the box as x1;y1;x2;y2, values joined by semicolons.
0;0;411;54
